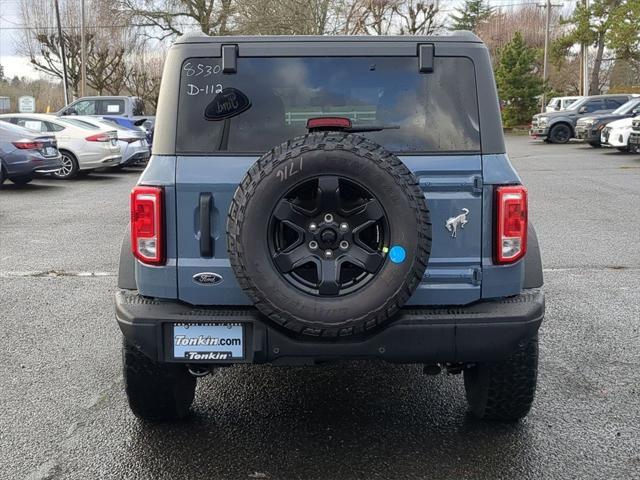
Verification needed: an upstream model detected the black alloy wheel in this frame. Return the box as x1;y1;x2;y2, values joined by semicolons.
549;124;572;144
268;175;389;297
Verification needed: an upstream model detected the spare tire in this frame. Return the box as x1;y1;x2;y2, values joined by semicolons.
227;132;431;337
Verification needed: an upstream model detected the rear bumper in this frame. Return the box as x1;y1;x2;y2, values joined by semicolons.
3;152;62;177
115;289;545;366
121;150;150;166
77;151;122;170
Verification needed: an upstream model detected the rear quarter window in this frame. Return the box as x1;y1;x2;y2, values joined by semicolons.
176;56;480;154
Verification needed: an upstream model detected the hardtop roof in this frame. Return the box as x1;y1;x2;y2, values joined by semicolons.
174;32;482;45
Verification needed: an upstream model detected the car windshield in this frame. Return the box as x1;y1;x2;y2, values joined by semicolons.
177;56;481;154
612;99;640;115
59;118;101;130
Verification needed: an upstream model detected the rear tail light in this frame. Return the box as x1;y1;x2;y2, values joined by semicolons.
495;185;528;264
131;186;164;265
13;140;44;150
86;133;111;142
86;131;117;142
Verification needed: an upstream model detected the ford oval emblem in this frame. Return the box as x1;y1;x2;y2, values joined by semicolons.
193;272;223;285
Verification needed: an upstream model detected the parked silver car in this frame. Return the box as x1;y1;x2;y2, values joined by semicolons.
0;113;121;179
0;122;62;185
71;116;150;168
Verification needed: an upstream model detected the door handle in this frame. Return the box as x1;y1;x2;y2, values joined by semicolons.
199;193;214;257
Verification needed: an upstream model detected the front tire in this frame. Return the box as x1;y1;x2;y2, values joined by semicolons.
464;335;538;421
122;339;196;421
548;124;572;144
54;150;80;179
588;142;601;148
617;147;629;153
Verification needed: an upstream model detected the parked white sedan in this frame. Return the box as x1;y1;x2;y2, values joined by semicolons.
0;113;121;179
71;116;150;168
601;117;634;152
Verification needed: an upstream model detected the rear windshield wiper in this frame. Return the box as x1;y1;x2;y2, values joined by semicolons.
345;125;400;133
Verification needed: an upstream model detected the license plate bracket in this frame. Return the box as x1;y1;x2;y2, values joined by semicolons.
172;323;244;361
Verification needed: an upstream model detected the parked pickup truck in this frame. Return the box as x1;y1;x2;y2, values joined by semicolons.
530;94;635;144
575;97;640;147
57;96;148;121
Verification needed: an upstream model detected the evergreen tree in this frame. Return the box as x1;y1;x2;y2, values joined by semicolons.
449;0;493;32
553;0;640;95
495;32;544;127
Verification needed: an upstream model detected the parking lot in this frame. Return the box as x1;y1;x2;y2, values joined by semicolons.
1;135;639;479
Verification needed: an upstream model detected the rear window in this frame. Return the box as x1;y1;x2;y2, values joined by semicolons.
98;99;125;115
177;56;480;154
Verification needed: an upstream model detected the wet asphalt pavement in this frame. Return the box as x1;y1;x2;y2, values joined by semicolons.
1;136;639;480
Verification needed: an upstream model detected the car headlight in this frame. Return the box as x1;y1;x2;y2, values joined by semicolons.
582;118;595;127
537;117;548;126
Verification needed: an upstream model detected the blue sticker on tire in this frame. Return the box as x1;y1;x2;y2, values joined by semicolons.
389;245;406;264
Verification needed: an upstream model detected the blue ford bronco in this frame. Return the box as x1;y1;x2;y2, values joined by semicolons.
116;33;544;422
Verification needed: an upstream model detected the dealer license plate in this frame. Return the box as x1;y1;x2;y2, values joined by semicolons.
172;323;244;361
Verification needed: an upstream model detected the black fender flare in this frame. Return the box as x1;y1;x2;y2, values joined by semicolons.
524;222;543;288
118;224;137;290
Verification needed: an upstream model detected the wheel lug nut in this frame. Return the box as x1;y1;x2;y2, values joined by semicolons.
324;213;334;223
309;240;318;250
325;249;333;258
309;222;317;232
340;222;349;232
339;240;349;250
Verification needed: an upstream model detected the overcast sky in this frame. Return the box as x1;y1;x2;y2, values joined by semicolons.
0;0;570;81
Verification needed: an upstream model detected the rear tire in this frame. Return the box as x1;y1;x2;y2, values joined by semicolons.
0;165;6;186
617;147;629;153
122;338;196;421
54;150;79;179
464;335;538;421
10;176;33;185
588;142;601;148
548;124;572;144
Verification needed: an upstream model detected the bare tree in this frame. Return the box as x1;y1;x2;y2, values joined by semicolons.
236;0;334;35
117;0;236;40
394;1;443;35
18;0;135;98
125;48;165;111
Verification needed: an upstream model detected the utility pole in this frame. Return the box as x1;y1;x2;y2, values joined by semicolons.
54;0;69;106
582;0;590;95
541;0;552;112
80;0;86;98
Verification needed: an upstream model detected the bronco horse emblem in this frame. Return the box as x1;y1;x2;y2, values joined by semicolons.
445;208;469;238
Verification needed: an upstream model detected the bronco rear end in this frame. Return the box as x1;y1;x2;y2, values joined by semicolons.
116;33;544;422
